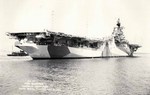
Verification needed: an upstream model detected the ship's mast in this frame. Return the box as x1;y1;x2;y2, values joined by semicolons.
112;18;122;36
115;18;124;35
116;18;121;27
51;10;54;31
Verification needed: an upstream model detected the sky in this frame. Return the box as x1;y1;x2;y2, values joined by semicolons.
0;0;150;53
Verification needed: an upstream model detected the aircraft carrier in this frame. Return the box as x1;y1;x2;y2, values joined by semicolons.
7;19;141;59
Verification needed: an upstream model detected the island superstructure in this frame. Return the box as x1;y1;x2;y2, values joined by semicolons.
7;19;141;59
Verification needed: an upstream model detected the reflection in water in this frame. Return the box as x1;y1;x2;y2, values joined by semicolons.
0;54;150;95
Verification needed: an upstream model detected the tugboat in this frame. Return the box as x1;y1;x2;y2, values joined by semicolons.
7;50;28;56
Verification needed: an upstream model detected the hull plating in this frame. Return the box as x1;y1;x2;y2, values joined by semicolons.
16;42;128;59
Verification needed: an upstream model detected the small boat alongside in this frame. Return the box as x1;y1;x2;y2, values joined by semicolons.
7;50;28;56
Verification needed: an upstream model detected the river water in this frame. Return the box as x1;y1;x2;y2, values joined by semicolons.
0;54;150;95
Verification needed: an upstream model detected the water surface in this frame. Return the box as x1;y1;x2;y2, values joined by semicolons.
0;54;150;95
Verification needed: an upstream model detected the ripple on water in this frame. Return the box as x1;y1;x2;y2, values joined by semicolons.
0;54;150;95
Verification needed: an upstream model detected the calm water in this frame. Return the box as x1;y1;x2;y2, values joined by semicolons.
0;54;150;95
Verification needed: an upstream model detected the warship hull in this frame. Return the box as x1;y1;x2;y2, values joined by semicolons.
16;42;128;59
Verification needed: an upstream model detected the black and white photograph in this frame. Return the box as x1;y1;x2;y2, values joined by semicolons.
0;0;149;95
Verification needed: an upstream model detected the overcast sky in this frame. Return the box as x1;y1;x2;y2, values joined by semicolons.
0;0;150;53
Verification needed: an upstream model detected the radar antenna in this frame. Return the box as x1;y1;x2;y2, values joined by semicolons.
116;18;121;27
